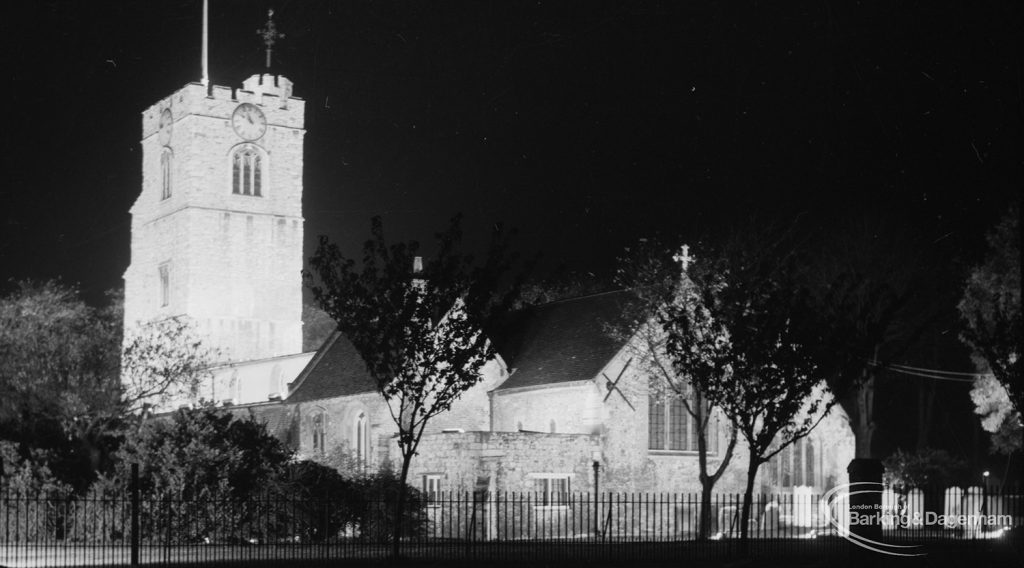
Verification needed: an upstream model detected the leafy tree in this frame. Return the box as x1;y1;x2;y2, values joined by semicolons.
663;225;833;546
93;407;294;543
0;281;214;489
0;440;71;497
115;406;292;499
882;447;966;494
0;281;121;486
959;202;1021;415
120;316;215;416
611;238;737;539
306;215;521;556
515;268;615;309
969;371;1022;455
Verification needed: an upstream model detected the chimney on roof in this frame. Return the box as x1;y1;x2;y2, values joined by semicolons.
413;256;423;274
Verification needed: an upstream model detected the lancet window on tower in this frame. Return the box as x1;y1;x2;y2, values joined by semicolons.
160;148;172;200
232;146;263;197
158;262;171;308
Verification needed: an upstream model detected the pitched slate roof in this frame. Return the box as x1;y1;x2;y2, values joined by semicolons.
285;331;378;403
229;402;299;446
494;290;634;391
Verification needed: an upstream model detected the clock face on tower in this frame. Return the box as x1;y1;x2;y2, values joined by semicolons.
231;103;268;141
157;109;173;145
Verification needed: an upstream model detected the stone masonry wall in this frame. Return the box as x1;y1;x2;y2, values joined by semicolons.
491;382;601;434
125;75;305;364
293;392;399;471
400;431;601;495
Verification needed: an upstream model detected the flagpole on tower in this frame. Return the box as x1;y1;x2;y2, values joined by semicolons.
201;0;210;87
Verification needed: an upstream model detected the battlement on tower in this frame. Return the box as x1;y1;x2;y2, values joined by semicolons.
141;75;305;140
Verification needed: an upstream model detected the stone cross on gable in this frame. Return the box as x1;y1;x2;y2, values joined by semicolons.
257;9;285;70
673;244;695;274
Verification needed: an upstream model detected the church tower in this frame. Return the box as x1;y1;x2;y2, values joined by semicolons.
124;59;305;362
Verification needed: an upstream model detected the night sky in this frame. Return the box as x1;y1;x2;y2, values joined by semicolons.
4;0;1020;300
1;1;1021;471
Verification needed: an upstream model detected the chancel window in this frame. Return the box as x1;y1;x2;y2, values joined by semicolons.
648;379;717;453
312;412;326;455
767;437;820;488
160;148;172;200
232;146;263;197
354;412;369;467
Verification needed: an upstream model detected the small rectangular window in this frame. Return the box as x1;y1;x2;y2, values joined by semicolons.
158;263;170;307
532;475;571;506
423;474;442;503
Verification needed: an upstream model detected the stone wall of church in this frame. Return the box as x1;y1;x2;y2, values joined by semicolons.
595;348;855;495
491;382;602;434
427;359;506;433
293;393;399;472
400;431;601;495
126;77;306;364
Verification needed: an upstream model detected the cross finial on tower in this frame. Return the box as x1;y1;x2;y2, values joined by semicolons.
673;244;695;274
257;9;285;70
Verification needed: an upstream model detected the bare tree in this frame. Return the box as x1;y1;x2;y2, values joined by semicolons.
120;315;216;415
306;215;520;557
663;225;834;547
611;238;737;539
801;216;941;459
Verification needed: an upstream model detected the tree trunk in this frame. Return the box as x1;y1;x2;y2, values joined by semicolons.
697;426;737;539
854;373;876;458
392;452;413;559
916;378;935;451
739;450;760;554
699;480;714;539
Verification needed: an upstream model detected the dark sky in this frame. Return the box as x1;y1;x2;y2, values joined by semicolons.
2;0;1021;302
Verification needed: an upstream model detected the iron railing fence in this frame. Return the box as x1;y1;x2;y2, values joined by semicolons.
2;487;1021;567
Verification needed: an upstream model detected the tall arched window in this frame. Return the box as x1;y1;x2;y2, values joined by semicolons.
354;412;369;467
160;148;172;200
312;412;326;455
232;146;263;197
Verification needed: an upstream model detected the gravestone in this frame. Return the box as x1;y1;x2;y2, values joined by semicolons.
905;489;925;530
847;459;884;545
881;488;897;528
718;505;739;537
964;486;983;535
793;486;815;527
761;500;781;536
943;487;963;529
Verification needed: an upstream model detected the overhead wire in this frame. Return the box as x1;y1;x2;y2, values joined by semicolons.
866;359;992;383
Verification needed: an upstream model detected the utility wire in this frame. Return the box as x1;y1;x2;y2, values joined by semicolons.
884;367;976;383
865;359;991;383
886;362;989;378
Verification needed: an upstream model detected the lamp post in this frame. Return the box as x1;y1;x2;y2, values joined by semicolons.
592;450;602;539
982;471;990;520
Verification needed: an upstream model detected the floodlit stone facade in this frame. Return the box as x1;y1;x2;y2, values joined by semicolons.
124;75;305;364
277;294;855;498
131;72;856;500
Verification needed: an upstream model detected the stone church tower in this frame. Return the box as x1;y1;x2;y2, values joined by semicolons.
123;74;305;363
